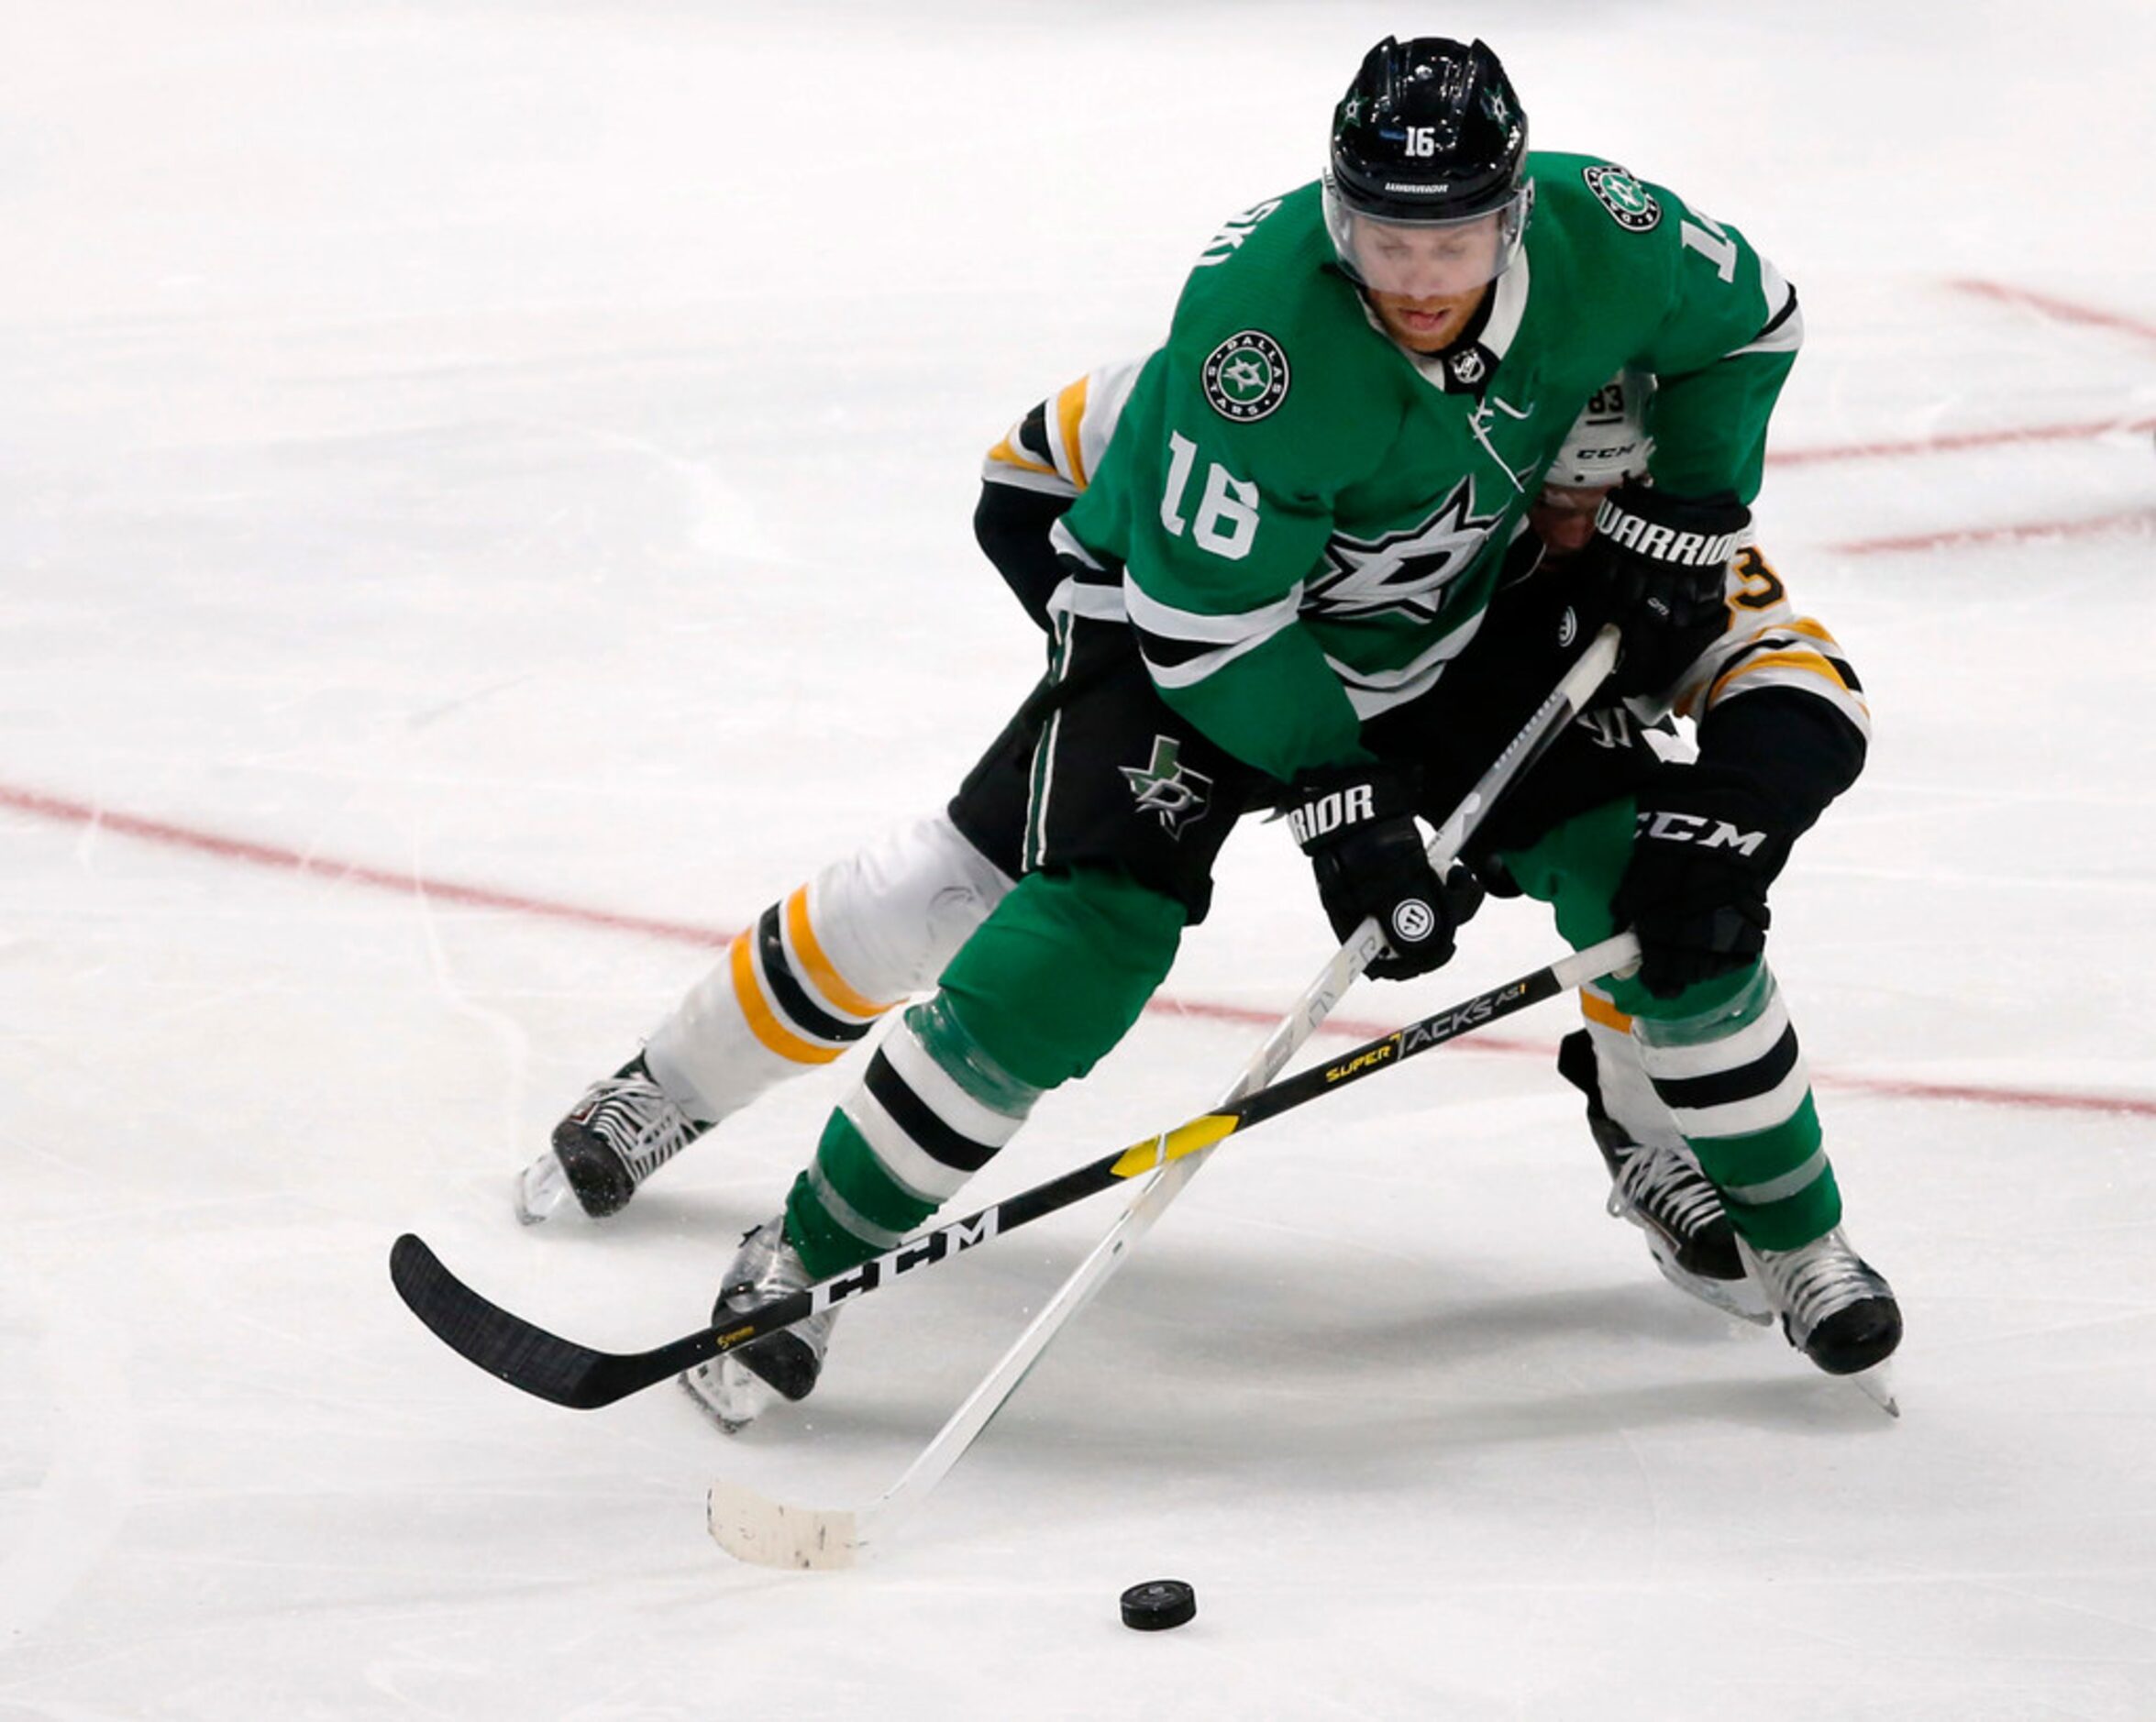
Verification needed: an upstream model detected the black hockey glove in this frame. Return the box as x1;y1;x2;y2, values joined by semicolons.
1611;763;1794;999
1289;762;1483;980
1586;482;1748;698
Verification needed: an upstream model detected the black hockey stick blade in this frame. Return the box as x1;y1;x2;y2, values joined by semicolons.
389;1233;722;1408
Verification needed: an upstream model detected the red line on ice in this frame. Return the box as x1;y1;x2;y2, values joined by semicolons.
1832;505;2156;556
0;783;729;951
1768;278;2154;469
1771;414;2156;469
11;780;2153;1122
1947;277;2156;347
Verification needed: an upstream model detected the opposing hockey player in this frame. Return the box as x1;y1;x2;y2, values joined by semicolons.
530;35;1899;1421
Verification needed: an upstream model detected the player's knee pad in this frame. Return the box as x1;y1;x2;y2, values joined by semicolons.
937;867;1186;1090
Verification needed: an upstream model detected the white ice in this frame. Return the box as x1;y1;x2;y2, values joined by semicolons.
5;2;2156;1716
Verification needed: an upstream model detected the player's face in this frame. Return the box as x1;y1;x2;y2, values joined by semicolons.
1352;213;1503;295
1529;482;1609;557
1352;214;1505;352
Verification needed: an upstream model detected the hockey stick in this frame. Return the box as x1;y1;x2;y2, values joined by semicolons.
708;625;1624;1566
389;928;1634;1415
391;629;1620;1413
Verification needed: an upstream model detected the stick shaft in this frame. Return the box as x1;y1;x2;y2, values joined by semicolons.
837;627;1624;1542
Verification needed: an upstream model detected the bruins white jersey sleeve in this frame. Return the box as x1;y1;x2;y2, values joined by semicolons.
1667;543;1870;743
980;358;1146;500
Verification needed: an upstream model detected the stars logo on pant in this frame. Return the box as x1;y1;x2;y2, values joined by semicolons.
1121;735;1213;838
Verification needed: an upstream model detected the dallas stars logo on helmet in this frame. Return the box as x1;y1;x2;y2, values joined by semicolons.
1582;162;1661;232
1201;330;1291;423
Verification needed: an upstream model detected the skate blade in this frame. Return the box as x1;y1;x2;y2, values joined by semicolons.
513;1153;573;1226
680;1357;774;1435
1847;1360;1899;1418
1643;1235;1774;1325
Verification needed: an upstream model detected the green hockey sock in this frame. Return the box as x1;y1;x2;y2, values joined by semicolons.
785;867;1185;1276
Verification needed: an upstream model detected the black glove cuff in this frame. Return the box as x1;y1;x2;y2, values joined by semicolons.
1288;760;1421;852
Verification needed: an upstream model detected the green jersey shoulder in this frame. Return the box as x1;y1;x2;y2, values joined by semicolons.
1056;159;1801;780
1522;151;1802;495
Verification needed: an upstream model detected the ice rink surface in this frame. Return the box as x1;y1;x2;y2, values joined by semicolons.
6;1;2156;1716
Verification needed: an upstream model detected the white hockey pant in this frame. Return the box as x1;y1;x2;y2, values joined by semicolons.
645;813;1014;1125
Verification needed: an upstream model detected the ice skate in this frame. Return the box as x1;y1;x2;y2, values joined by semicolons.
514;1054;709;1223
1602;1131;1772;1324
1737;1225;1902;1396
1563;1032;1766;1322
680;1217;838;1433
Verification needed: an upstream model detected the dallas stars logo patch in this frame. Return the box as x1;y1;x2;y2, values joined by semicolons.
1201;330;1291;423
1302;479;1502;623
1121;735;1213;838
1583;163;1661;232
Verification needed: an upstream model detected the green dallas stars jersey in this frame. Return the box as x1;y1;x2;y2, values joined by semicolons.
1052;153;1802;783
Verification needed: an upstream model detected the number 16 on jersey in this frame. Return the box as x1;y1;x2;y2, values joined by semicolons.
1160;431;1260;560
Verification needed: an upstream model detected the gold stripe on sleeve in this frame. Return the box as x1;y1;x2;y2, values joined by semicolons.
1055;377;1092;490
985;433;1058;477
1708;646;1849;706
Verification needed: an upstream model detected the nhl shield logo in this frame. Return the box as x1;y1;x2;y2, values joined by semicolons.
1202;330;1291;423
1583;163;1661;232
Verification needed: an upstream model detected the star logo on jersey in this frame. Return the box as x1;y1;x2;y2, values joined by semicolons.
1302;480;1503;623
1201;330;1291;422
1121;735;1213;838
1583;163;1661;232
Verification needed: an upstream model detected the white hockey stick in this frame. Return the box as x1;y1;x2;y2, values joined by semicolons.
710;627;1622;1568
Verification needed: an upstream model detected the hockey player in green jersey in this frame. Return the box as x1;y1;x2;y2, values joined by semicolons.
525;370;1774;1327
538;35;1899;1421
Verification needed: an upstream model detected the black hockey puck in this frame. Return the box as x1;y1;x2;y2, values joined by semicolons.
1120;1578;1197;1631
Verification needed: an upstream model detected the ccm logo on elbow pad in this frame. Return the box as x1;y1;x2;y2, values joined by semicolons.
1288;785;1377;844
1635;810;1766;855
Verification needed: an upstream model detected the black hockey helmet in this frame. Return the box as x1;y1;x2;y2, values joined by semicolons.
1324;37;1531;289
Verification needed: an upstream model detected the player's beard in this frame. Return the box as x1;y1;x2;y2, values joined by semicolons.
1368;281;1489;353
